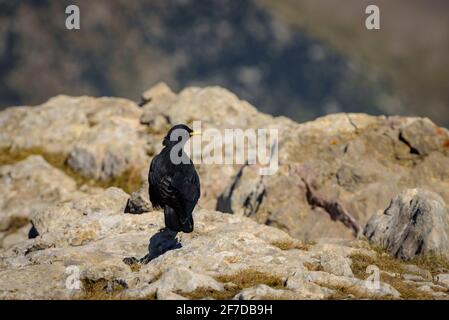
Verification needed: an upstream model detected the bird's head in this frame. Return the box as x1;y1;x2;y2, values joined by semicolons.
163;124;201;147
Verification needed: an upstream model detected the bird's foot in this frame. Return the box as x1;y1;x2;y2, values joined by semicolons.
123;256;139;266
139;254;151;264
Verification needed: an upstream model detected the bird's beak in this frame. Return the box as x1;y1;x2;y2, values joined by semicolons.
190;131;201;137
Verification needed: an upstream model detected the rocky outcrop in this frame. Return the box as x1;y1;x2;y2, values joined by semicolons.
217;114;449;241
2;187;442;300
0;96;149;183
2;84;449;242
1;84;449;299
364;189;449;260
0;156;86;249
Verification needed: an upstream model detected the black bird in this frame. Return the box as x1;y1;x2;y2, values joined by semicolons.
148;124;201;233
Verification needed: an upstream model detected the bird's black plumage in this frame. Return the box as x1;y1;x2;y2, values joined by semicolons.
148;124;200;233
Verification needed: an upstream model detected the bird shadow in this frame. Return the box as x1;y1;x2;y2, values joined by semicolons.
123;228;182;267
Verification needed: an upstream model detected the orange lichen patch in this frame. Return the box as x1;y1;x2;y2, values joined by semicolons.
443;139;449;149
330;139;338;146
435;127;446;136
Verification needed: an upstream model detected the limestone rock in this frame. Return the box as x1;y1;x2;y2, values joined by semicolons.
217;112;449;241
125;181;152;214
0;155;83;248
364;189;449;260
320;252;354;277
234;284;298;300
1;85;449;300
148;267;224;294
2;85;449;243
435;274;449;288
306;271;401;299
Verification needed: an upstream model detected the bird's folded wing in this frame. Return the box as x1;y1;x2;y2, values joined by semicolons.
158;172;200;223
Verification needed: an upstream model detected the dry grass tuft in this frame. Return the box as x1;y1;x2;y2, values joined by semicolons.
0;147;143;194
181;285;239;300
271;240;314;251
380;274;433;300
216;269;284;289
409;255;449;277
350;252;405;279
81;278;127;300
181;269;285;300
304;262;323;272
350;248;449;300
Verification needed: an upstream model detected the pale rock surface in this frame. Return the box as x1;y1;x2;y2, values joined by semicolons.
320;252;354;277
435;274;449;288
0;156;84;248
364;189;449;260
1;85;449;299
0;187;402;300
2;84;449;243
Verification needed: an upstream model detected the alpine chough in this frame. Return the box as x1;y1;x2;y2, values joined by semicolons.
148;124;201;233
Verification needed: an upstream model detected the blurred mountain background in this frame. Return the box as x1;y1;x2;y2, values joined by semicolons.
0;0;448;126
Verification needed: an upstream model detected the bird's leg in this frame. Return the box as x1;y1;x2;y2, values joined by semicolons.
123;256;140;266
139;254;151;264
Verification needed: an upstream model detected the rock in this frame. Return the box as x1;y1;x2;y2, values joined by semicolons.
1;85;449;300
234;284;298;300
125;182;152;214
1;223;30;249
66;117;148;180
320;252;354;277
402;264;432;281
0;263;72;299
0;185;387;300
0;155;84;248
399;118;445;156
217;112;449;241
402;274;426;282
147;267;224;295
2;85;449;243
0;95;149;183
0;187;313;299
435;274;449;287
364;189;449;260
156;289;188;300
0;183;445;300
31;187;132;247
306;271;401;299
285;270;334;299
140;82;175;106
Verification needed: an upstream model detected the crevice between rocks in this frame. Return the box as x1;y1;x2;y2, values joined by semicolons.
398;132;421;156
300;177;361;236
216;164;247;214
